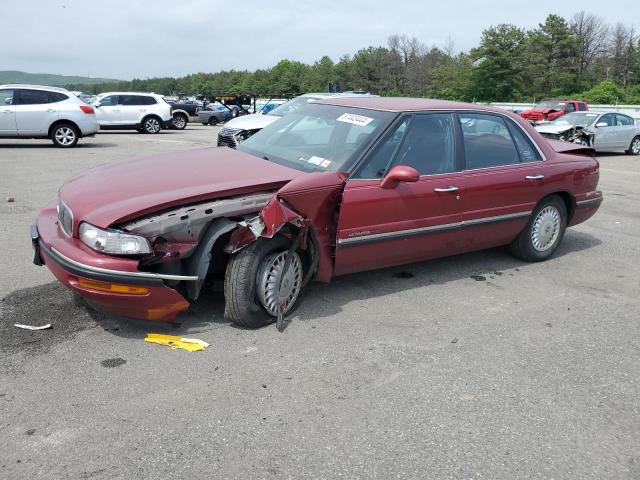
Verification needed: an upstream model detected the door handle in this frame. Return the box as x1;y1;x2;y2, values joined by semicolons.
2;109;11;113
113;109;120;112
46;109;56;113
434;186;459;193
525;175;545;180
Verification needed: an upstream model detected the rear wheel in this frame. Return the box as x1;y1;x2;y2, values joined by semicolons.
207;116;218;126
50;123;79;148
510;195;567;262
224;236;304;328
141;116;161;134
172;113;187;130
626;136;640;155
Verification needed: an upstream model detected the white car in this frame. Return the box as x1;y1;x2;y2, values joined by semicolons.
93;92;173;134
0;84;99;147
217;92;376;147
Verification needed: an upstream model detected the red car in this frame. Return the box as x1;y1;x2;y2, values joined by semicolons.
521;99;589;123
32;97;602;327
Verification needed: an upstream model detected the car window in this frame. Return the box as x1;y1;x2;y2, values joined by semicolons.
578;103;587;111
48;92;68;103
0;89;14;106
599;114;615;127
120;95;144;106
17;89;52;105
505;120;542;163
565;103;576;113
98;95;118;106
353;118;410;179
616;114;634;126
140;96;157;105
391;114;456;175
459;113;520;169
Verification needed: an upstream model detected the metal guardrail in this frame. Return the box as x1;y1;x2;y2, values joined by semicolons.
486;102;640;119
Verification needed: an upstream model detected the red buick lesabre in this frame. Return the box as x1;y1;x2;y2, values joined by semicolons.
32;97;602;327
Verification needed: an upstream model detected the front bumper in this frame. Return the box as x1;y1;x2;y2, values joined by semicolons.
32;205;192;321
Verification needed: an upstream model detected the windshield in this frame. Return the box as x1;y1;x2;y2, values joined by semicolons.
238;104;394;173
535;101;566;110
550;112;599;127
267;96;323;117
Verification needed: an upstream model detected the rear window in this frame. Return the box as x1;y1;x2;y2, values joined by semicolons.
17;89;67;105
140;96;157;105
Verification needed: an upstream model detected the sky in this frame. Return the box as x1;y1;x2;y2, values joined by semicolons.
1;0;638;80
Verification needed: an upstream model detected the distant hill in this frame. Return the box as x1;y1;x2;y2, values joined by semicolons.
0;71;120;87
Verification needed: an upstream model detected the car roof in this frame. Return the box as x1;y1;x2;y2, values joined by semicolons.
315;96;513;114
0;84;70;92
97;92;162;97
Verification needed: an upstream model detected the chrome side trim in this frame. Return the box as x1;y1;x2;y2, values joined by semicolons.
338;211;531;247
576;197;603;207
50;247;199;282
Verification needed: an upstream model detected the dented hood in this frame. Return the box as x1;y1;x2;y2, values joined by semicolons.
60;147;303;229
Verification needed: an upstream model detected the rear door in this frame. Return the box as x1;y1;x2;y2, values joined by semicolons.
15;89;60;135
119;95;153;124
94;95;121;125
454;113;547;251
0;88;16;135
614;114;636;149
334;113;465;276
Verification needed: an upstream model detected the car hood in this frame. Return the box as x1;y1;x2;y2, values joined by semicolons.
59;147;303;230
222;113;280;131
523;108;556;115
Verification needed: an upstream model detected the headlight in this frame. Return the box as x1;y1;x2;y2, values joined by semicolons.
79;222;152;255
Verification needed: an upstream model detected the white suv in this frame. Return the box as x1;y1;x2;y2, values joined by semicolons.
93;92;173;134
0;84;99;147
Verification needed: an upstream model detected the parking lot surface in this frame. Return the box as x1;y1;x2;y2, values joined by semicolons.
1;125;639;479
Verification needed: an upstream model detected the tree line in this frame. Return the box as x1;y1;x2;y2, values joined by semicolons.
67;11;640;104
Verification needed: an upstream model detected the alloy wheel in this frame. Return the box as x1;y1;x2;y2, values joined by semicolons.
54;127;76;146
145;118;160;133
257;251;303;316
632;138;640;155
531;206;561;252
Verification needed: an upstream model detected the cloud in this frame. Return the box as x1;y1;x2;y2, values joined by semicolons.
1;0;637;79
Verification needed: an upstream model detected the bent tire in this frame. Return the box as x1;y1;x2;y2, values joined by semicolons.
626;136;640;155
510;195;567;262
224;236;304;328
141;116;161;134
172;113;187;130
50;123;79;148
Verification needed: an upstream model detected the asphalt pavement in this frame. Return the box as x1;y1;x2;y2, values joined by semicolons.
1;125;639;479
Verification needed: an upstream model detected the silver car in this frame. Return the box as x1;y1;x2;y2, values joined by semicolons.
0;84;99;147
536;111;640;155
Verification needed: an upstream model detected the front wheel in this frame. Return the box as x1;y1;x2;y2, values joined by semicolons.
50;123;79;148
510;195;567;262
626;136;640;155
141;116;161;134
224;236;304;328
207;116;218;126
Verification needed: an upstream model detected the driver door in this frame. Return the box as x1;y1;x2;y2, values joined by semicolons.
334;113;465;276
94;95;121;125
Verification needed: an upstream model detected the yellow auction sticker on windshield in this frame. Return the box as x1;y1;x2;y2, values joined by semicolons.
337;113;374;127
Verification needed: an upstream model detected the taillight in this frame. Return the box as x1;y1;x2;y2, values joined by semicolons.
195;106;199;114
79;105;94;114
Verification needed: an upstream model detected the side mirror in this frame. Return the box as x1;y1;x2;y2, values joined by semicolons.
595;122;607;128
380;165;420;189
93;102;101;108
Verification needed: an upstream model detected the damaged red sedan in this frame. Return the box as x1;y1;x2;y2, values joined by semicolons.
32;97;602;327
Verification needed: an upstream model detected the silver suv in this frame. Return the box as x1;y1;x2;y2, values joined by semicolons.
92;92;173;133
0;84;99;147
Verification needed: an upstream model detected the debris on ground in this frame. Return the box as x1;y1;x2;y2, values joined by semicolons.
144;333;209;352
451;337;459;344
14;323;52;331
393;271;414;279
6;196;15;203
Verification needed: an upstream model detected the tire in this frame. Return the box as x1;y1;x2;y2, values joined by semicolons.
50;123;79;148
172;113;187;130
141;116;161;134
626;136;640;155
510;195;567;262
224;236;304;328
231;107;240;118
201;122;208;126
207;116;218;126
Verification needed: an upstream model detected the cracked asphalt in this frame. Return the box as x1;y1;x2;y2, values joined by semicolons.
1;125;639;479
